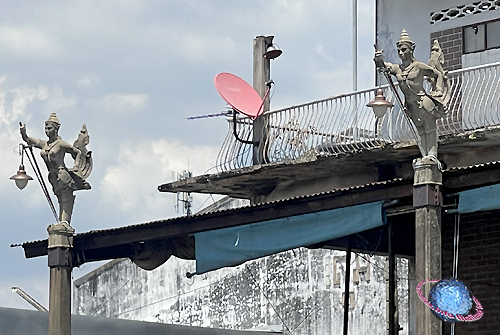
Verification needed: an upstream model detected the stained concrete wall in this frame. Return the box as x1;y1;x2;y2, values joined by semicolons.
74;248;409;335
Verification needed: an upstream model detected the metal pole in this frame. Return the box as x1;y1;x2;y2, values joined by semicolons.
352;0;358;141
352;0;357;92
12;287;48;312
343;242;351;335
388;220;396;335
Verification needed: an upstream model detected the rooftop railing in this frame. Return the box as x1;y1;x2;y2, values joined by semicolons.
216;62;500;172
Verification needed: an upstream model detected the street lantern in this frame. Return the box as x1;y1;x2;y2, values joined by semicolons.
10;164;32;190
262;36;282;60
367;88;393;118
10;145;33;190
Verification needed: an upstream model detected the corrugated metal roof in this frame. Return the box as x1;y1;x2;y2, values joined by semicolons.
19;177;410;247
18;160;500;248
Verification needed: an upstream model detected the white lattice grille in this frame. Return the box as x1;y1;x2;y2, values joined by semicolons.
430;0;500;24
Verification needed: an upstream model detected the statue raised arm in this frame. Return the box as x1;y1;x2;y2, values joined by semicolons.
20;112;92;224
374;30;451;157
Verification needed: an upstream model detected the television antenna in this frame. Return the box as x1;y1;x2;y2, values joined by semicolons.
173;170;193;216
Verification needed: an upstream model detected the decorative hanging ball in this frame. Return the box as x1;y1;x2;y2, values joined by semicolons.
417;278;483;323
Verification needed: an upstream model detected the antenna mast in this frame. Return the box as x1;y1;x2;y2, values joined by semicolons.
173;170;193;216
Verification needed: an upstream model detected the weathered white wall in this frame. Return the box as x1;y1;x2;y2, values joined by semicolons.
463;49;500;67
377;0;500;63
74;248;409;335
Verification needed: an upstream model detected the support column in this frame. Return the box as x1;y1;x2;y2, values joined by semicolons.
48;221;75;335
413;157;442;335
252;36;271;165
343;242;351;335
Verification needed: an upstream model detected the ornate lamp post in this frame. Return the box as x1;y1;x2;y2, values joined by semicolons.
367;30;451;335
11;113;92;335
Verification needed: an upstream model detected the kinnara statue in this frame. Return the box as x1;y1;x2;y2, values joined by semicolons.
374;30;451;157
20;113;92;224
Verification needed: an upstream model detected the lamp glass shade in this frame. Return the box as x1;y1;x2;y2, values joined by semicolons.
10;165;33;190
372;105;389;118
15;179;29;190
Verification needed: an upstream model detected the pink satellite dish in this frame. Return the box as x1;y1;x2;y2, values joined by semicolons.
214;73;264;119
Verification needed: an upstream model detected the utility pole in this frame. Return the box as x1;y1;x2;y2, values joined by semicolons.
47;221;75;335
413;157;442;335
252;36;271;165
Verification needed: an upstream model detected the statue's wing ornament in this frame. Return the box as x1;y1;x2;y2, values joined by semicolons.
428;40;451;110
73;124;93;179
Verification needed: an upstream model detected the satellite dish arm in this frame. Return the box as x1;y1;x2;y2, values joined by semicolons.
232;110;259;145
253;80;274;120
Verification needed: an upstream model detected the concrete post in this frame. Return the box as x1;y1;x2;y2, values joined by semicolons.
48;221;75;335
413;157;442;335
252;36;271;165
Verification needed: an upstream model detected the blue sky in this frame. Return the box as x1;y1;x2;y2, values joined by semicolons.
0;1;375;309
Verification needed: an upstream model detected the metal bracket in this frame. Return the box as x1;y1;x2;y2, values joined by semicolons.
413;184;443;207
232;110;259;145
48;247;73;268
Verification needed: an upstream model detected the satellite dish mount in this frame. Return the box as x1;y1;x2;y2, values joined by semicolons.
214;72;273;145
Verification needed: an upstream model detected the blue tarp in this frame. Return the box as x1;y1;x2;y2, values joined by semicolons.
195;201;385;274
458;183;500;213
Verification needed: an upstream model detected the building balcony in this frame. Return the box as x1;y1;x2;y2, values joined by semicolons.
216;61;500;171
160;61;500;201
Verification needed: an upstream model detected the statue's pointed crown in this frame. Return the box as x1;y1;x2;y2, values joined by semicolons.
396;29;415;48
46;112;60;125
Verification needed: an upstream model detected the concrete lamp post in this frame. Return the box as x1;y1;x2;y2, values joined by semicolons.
252;35;282;166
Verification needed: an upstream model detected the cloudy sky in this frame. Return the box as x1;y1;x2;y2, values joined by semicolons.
0;1;375;310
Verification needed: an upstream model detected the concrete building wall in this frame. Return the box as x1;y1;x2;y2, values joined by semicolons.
74;248;410;335
377;0;500;66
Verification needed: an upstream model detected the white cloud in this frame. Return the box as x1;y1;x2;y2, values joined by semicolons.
86;93;149;114
77;75;101;90
38;87;78;117
0;25;62;60
0;85;42;127
99;139;220;222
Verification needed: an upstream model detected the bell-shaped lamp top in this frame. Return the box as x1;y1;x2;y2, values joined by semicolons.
263;45;283;60
367;88;394;118
10;164;33;190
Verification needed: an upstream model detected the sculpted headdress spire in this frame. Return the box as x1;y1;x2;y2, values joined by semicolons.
396;29;415;50
46;112;61;125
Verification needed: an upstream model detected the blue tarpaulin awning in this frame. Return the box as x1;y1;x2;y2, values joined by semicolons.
194;201;385;274
458;183;500;213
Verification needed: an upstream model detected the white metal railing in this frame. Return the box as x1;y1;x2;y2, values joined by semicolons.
216;62;500;172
